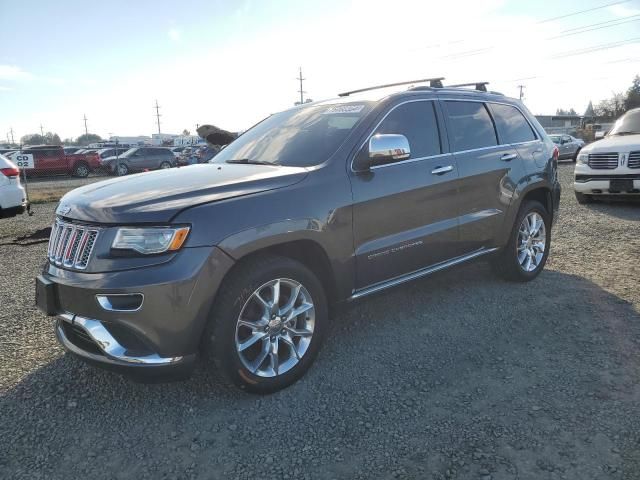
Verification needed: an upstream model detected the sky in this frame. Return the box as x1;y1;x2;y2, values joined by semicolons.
0;0;639;142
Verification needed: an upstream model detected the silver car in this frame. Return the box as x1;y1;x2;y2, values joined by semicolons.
102;147;175;176
549;134;585;161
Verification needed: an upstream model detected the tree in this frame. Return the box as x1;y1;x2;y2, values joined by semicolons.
555;108;578;116
182;129;190;136
20;132;62;145
625;75;640;111
595;92;626;119
76;133;102;146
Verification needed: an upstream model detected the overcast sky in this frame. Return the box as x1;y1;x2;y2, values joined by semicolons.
0;0;639;141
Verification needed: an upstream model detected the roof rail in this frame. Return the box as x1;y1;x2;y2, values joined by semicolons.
338;77;445;97
446;82;489;92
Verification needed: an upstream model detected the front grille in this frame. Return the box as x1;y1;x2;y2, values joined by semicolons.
629;151;640;169
47;219;99;270
588;153;619;170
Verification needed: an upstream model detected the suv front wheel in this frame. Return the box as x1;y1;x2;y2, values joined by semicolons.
204;255;328;394
492;200;551;282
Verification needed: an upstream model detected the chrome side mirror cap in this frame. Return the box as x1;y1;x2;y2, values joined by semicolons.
368;134;411;165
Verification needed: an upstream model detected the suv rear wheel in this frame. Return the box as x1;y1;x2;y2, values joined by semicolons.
204;255;328;394
492;200;551;282
115;163;129;176
159;161;172;169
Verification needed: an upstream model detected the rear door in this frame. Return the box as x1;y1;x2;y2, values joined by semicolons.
441;99;521;252
350;99;460;289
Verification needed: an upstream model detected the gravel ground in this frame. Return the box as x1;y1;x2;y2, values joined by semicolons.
26;173;105;193
1;163;639;480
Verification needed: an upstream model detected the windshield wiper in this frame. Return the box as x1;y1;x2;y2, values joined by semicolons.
225;158;275;165
611;131;638;136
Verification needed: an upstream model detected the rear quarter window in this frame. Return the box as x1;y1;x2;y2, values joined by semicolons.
489;103;537;144
445;101;497;152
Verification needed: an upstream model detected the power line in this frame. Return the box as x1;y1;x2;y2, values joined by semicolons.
154;100;162;135
559;13;640;33
548;16;640;39
551;36;640;58
538;0;630;24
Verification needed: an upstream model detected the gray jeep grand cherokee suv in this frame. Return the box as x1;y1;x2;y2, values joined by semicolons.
36;79;560;393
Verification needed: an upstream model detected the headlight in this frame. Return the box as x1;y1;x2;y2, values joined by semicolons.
577;153;589;165
112;227;190;254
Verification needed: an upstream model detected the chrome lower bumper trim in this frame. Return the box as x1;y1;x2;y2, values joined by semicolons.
56;313;183;366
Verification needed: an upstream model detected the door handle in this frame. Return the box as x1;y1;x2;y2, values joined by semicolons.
501;153;518;162
431;165;453;175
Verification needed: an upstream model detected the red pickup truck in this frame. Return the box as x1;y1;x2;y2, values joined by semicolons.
19;145;101;177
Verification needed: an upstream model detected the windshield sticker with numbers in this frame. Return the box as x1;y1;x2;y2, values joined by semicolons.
323;105;365;114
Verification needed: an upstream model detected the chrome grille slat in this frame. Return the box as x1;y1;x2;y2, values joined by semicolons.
47;219;100;270
629;151;640;169
588;153;619;170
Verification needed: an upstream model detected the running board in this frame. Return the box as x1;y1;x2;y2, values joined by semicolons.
348;248;498;301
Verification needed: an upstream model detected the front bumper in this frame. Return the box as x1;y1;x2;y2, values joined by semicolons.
38;245;235;374
574;174;640;194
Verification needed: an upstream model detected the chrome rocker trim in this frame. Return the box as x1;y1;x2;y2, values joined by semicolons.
56;313;183;366
349;247;498;300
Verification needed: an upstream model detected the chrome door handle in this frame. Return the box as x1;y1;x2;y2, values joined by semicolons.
431;165;453;175
501;153;518;162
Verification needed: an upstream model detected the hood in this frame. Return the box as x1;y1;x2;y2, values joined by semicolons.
582;134;640;153
57;163;308;224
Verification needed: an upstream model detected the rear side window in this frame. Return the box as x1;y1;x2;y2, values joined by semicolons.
375;101;441;158
445;101;497;152
489;103;537;144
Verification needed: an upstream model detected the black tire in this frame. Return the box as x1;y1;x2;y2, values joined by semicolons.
115;163;129;176
72;161;90;178
204;255;328;394
159;161;172;170
492;200;551;282
575;191;593;204
572;148;581;163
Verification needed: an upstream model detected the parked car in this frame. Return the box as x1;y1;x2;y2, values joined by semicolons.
574;107;640;204
549;134;584;161
63;146;82;155
36;81;560;393
170;146;186;159
102;147;175;176
0;153;27;218
20;145;101;177
96;147;130;160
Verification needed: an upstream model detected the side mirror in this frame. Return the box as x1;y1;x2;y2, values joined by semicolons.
353;134;411;171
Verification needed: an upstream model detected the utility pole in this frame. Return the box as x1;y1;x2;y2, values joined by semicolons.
517;84;525;101
154;100;162;136
40;124;44;137
297;67;306;105
9;127;15;145
83;114;89;136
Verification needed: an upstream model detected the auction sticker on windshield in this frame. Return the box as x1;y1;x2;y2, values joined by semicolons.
323;105;365;114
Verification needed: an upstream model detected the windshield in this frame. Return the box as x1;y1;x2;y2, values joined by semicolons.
212;102;373;167
609;110;640;135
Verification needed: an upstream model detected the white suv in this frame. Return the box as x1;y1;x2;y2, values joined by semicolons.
574;108;640;204
0;153;27;218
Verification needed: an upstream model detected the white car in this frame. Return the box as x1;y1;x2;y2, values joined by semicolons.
574;108;640;204
0;153;27;218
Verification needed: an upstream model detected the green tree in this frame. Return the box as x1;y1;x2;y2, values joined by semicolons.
182;129;190;136
76;133;102;146
625;75;640;111
21;134;45;145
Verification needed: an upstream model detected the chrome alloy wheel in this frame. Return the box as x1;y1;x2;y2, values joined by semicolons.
517;212;546;272
235;278;315;378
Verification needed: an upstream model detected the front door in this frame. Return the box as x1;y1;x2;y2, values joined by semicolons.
350;99;460;290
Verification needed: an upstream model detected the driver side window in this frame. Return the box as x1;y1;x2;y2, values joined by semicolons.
375;101;442;159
